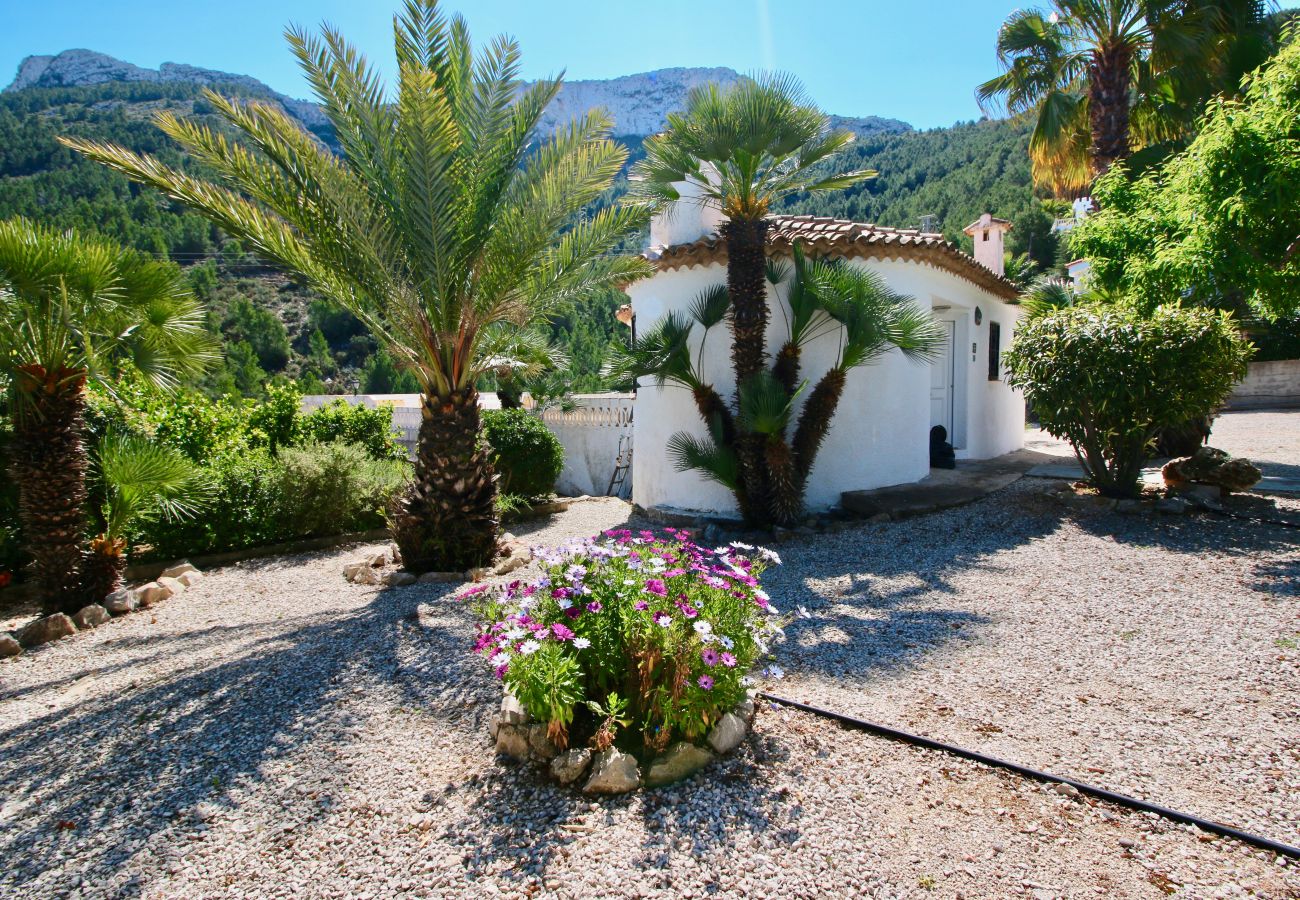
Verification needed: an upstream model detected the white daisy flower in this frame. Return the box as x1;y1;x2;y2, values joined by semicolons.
520;640;541;655
572;637;592;649
693;620;713;635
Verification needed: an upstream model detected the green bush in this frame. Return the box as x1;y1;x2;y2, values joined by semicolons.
481;409;563;499
1005;304;1251;497
300;399;407;461
136;447;286;558
137;442;410;558
275;442;409;538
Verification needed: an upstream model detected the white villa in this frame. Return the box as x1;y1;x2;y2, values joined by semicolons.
624;203;1026;518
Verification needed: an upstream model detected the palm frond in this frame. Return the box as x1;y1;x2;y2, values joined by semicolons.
666;425;739;491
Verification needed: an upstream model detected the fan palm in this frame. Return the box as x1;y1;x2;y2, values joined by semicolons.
86;433;213;601
66;0;651;571
0;218;216;613
977;0;1275;194
626;75;875;526
611;245;942;527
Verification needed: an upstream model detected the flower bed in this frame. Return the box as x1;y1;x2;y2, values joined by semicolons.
468;528;792;792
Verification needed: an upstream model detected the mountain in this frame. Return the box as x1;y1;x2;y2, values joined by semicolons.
5;49;328;130
6;50;910;141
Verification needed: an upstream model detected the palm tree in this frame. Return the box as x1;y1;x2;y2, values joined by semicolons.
66;0;651;572
977;0;1275;194
86;433;213;601
612;245;942;528
626;75;876;526
0;218;215;613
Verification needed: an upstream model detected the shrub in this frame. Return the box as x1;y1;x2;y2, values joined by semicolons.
1005;304;1251;497
136;442;410;558
300;400;407;461
469;530;791;755
136;448;285;558
275;442;409;537
481;409;563;499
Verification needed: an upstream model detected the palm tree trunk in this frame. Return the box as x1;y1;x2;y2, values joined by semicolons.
791;367;847;484
9;367;90;614
723;217;773;527
764;438;803;527
390;387;499;573
723;218;771;387
1088;43;1134;180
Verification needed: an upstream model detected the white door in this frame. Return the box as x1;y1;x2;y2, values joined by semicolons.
930;320;955;438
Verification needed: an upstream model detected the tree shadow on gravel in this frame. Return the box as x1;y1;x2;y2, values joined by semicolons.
764;484;1060;683
0;577;485;896
1066;492;1300;557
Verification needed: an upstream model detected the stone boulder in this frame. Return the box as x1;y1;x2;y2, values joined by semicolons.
550;748;592;785
494;723;531;760
160;561;198;580
176;570;203;588
135;581;172;608
103;589;136;615
17;613;77;648
1162;447;1261;493
72;604;111;630
0;633;21;658
645;741;714;788
156;576;185;597
707;712;748;754
527;724;561;760
583;750;641;794
383;571;417;587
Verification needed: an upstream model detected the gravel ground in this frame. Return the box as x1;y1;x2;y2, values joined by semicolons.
1;414;1297;899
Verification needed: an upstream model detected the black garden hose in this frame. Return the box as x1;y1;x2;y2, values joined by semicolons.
759;691;1300;862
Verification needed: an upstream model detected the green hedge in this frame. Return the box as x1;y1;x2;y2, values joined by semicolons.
481;408;564;499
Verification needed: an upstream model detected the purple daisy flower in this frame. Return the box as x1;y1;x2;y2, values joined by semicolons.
720;652;737;668
701;647;720;666
697;675;714;690
587;601;603;613
644;578;668;596
551;623;575;641
634;600;649;611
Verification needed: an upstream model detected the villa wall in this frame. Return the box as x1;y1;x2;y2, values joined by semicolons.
625;257;1024;517
1225;359;1300;410
538;395;635;498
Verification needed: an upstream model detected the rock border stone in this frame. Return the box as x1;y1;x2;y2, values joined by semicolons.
489;691;759;794
1;563;205;660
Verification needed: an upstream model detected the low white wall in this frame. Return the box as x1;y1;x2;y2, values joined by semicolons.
538;395;634;498
626;257;1024;517
1226;360;1300;410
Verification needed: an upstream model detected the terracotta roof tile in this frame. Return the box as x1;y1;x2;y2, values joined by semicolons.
647;215;1020;302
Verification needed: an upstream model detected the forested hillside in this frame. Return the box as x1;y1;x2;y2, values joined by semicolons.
0;81;1048;397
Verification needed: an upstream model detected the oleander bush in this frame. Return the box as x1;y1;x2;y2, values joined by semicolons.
469;529;793;754
481;409;564;499
1005;303;1251;497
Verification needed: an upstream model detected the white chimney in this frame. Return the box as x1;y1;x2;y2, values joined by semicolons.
648;165;725;249
963;213;1013;277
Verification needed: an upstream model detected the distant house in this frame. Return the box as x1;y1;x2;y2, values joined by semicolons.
623;203;1026;518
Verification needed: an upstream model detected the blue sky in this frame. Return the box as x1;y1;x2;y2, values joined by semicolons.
5;1;1298;129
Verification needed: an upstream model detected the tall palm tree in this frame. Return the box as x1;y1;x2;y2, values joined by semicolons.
977;0;1275;194
66;0;651;572
0;218;215;613
626;75;876;526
